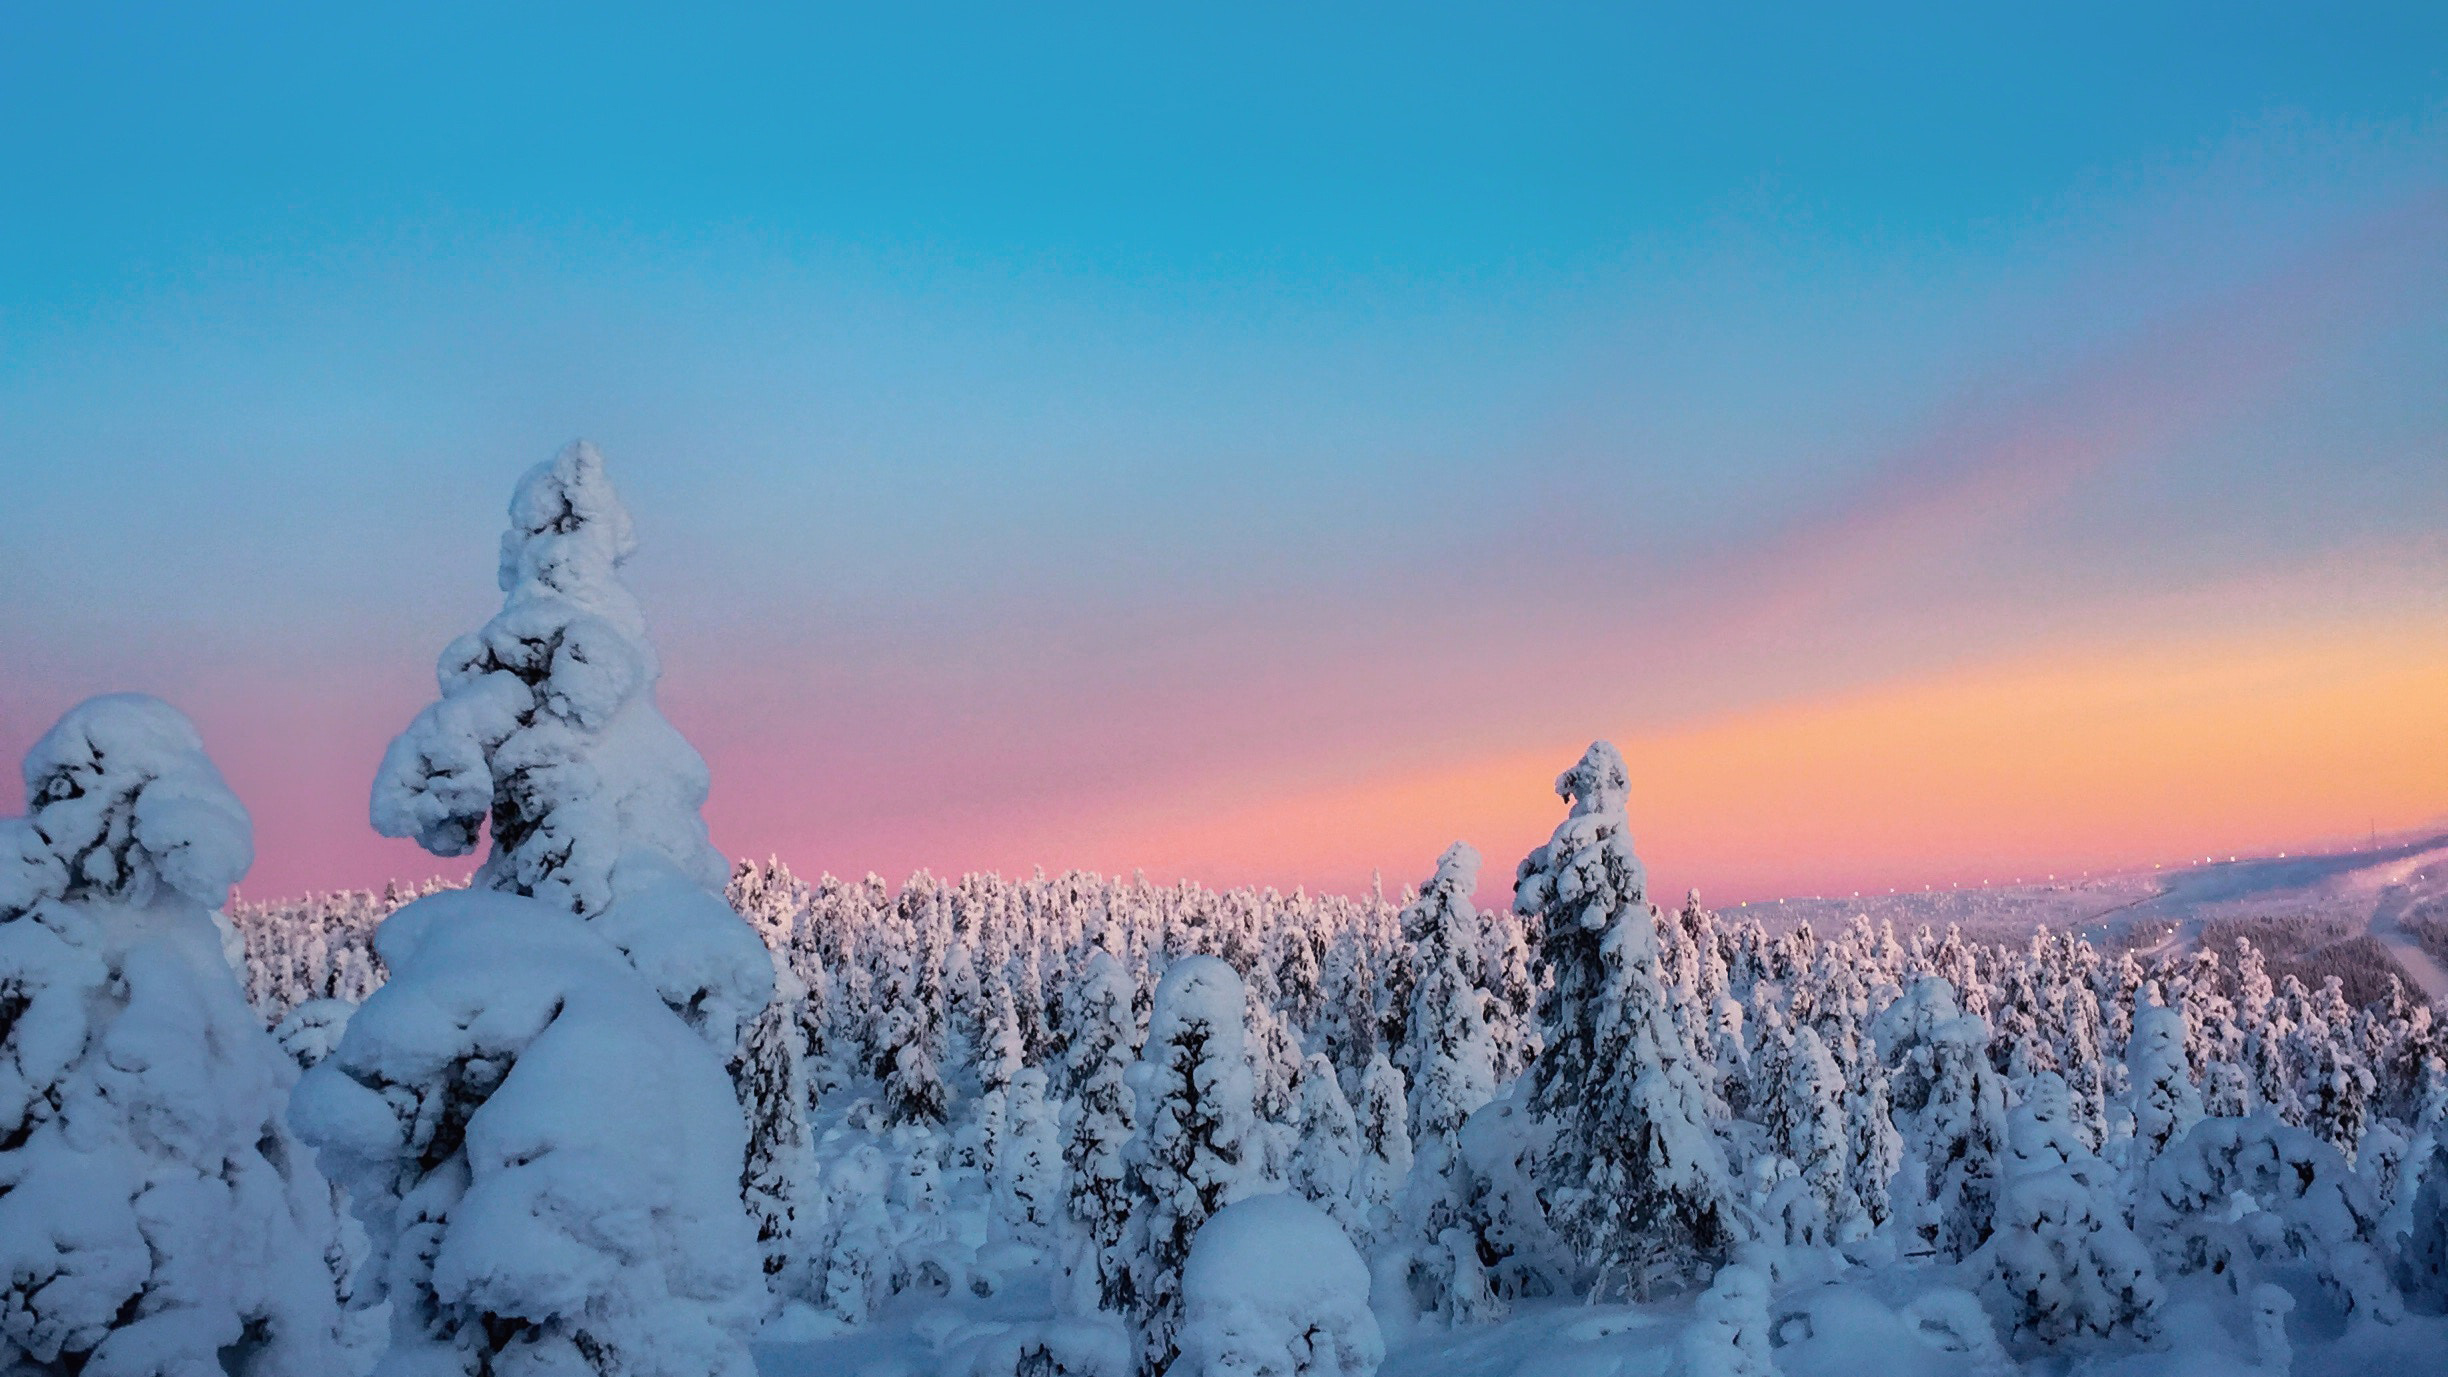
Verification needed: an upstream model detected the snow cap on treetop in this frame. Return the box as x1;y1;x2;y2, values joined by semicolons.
13;693;251;907
1555;740;1629;815
499;440;645;633
1429;841;1481;895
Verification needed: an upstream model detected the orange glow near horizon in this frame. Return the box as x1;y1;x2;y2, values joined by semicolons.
1014;618;2448;903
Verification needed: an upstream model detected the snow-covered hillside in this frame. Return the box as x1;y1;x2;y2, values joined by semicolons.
1744;833;2448;1004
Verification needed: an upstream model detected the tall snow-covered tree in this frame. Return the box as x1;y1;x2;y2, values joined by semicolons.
1898;1010;2011;1262
1352;1051;1415;1249
1776;1025;1866;1242
0;696;348;1377
299;447;769;1377
1061;949;1141;1314
1402;842;1498;1143
2126;1001;2203;1162
368;441;772;1055
1122;956;1261;1376
1515;741;1735;1296
737;958;819;1308
1291;1051;1363;1235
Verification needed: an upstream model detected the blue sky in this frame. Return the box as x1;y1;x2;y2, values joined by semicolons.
3;5;2443;896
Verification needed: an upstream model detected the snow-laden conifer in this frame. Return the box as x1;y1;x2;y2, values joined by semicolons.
1515;742;1735;1296
369;441;771;1054
1061;949;1142;1315
0;696;347;1376
1121;956;1261;1375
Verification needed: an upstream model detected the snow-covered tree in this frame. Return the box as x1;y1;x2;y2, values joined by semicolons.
1351;1052;1414;1249
1897;1012;2009;1262
1122;956;1261;1375
294;887;766;1376
1515;742;1735;1296
368;440;771;1055
1775;1025;1866;1242
0;696;348;1376
1291;1052;1363;1234
2126;1001;2202;1163
1973;1074;2162;1348
737;959;819;1307
997;1066;1064;1245
1062;949;1143;1313
300;447;772;1376
2403;1139;2448;1311
1400;842;1497;1142
1243;978;1304;1189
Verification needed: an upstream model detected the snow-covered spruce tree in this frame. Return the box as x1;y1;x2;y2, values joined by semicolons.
1897;1013;2010;1262
1292;1052;1363;1235
298;445;770;1376
2125;1001;2202;1164
294;890;768;1377
997;1066;1064;1246
368;441;771;1058
1061;949;1141;1315
1515;742;1735;1297
1399;843;1503;1322
1400;843;1497;1143
1773;1025;1866;1244
1351;1051;1415;1249
0;696;347;1376
1121;956;1262;1376
738;957;819;1307
1243;977;1304;1188
1971;1073;2162;1350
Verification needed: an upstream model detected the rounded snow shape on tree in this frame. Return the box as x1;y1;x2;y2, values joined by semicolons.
0;694;346;1376
290;888;766;1377
370;440;770;1051
1177;1193;1384;1377
8;693;253;909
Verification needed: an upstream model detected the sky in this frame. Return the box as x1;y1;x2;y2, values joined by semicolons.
3;5;2444;904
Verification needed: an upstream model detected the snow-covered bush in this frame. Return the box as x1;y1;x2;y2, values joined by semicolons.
292;888;766;1376
1969;1165;2162;1349
1675;1261;1776;1377
0;694;348;1377
2135;1112;2399;1322
1175;1193;1383;1377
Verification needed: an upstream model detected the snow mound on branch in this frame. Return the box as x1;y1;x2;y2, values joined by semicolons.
13;693;252;908
1178;1192;1383;1377
291;887;764;1377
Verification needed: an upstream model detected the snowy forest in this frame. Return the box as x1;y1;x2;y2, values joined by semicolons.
7;444;2447;1377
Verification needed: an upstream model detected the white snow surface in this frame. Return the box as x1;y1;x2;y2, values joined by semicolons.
1177;1192;1383;1377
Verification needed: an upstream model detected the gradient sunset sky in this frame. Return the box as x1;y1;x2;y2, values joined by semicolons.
4;6;2444;903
